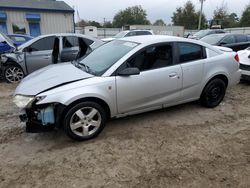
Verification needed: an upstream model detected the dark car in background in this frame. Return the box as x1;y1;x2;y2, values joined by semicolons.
200;33;250;52
7;34;33;46
188;29;226;40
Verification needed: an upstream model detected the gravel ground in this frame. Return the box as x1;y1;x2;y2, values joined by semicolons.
0;82;250;188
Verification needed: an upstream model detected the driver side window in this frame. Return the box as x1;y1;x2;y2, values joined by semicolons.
125;43;173;71
29;36;56;51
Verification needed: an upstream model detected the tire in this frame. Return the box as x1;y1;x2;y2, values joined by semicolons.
200;78;226;108
64;101;106;141
4;64;24;83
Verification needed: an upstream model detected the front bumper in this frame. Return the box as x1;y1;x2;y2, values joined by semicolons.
19;103;66;133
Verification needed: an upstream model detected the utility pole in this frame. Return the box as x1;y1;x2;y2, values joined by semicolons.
103;17;106;38
198;0;205;30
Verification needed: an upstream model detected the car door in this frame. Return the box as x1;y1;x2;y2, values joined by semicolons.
115;43;182;114
176;42;206;101
234;35;250;51
25;36;56;74
60;36;79;62
219;35;237;51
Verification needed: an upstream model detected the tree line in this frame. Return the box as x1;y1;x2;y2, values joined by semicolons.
76;2;250;29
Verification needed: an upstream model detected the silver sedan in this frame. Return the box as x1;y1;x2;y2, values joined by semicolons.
13;35;241;141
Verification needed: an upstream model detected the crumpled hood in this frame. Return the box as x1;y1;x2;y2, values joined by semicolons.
15;63;93;96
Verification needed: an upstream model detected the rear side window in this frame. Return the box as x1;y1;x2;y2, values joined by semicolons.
221;35;236;44
29;36;56;51
178;42;205;63
63;36;78;48
125;31;136;37
82;38;94;46
235;35;247;43
136;31;152;36
10;36;26;42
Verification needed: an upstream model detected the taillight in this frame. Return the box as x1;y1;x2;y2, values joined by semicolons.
234;54;240;63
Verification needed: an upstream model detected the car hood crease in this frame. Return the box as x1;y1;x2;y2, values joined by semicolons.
14;63;94;96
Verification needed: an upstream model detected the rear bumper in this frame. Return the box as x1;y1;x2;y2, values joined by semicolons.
240;68;250;81
229;69;241;87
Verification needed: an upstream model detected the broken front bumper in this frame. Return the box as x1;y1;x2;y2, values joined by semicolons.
19;103;66;133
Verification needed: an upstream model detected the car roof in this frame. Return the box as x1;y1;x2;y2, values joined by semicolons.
118;35;222;53
119;35;204;44
18;33;102;50
7;34;33;38
203;33;248;38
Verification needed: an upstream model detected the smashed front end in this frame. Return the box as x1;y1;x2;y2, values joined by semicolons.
13;95;66;132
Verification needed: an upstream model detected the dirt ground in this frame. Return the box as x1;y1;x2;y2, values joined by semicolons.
0;81;249;188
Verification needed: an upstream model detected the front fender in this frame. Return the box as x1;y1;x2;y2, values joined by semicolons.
36;79;117;117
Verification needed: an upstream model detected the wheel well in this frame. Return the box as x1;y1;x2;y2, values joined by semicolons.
201;74;228;97
63;97;111;119
209;74;228;88
3;61;22;69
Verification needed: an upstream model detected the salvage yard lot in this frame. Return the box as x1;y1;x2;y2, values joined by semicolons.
0;82;250;188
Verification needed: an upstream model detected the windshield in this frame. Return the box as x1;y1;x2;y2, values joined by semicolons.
194;30;210;38
114;31;128;38
200;34;225;45
78;40;139;76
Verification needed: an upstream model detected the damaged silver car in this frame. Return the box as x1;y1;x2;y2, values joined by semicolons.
1;33;103;83
13;36;241;141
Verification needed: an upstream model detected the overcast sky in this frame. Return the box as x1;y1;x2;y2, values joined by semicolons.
63;0;250;24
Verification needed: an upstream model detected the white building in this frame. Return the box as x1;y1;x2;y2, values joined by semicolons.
0;0;74;37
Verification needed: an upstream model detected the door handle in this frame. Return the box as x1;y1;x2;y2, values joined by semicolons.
169;72;178;78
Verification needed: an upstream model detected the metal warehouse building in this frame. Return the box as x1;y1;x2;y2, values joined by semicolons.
0;0;74;37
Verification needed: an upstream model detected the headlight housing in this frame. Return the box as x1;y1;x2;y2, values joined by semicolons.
13;95;35;108
0;55;8;63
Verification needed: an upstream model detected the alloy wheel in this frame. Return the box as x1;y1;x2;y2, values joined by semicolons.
5;66;24;83
69;107;102;137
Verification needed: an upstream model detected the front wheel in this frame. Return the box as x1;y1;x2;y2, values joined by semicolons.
64;101;106;141
4;65;24;83
200;79;226;108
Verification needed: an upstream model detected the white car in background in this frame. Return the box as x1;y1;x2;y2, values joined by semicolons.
102;30;153;42
238;47;250;80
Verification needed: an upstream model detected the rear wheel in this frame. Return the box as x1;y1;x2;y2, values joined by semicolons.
200;79;226;108
4;64;24;83
64;101;106;141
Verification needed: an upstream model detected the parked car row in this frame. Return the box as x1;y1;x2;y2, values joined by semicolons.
13;35;241;141
200;33;250;52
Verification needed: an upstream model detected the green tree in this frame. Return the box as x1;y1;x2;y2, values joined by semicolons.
87;21;102;28
153;19;166;26
171;1;207;29
240;3;250;27
112;5;150;28
103;21;113;28
213;6;239;28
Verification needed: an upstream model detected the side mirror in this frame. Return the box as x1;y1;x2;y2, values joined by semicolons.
118;67;140;76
